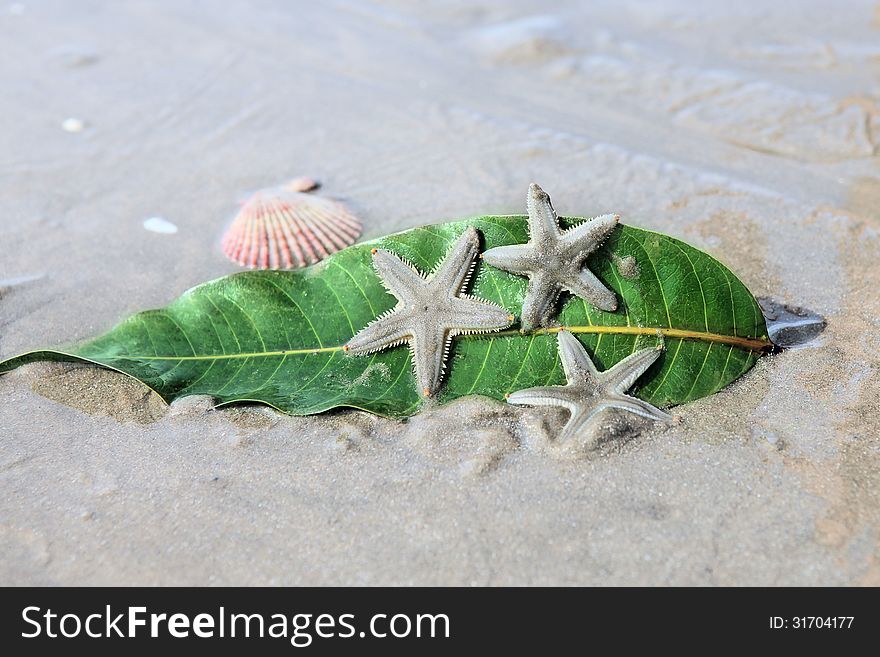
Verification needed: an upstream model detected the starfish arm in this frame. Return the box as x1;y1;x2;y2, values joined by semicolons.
604;392;674;423
602;345;664;392
558;405;606;445
526;183;561;243
372;249;425;301
345;310;411;355
410;324;451;397
520;272;562;330
446;296;514;333
506;386;578;415
556;330;601;382
562;267;618;312
560;214;619;257
429;226;480;295
481;243;536;275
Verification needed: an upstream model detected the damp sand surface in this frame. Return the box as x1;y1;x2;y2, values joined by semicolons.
1;0;879;585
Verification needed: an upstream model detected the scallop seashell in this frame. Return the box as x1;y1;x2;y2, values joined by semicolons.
222;181;362;270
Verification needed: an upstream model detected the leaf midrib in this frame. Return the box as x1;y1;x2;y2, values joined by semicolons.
98;324;772;361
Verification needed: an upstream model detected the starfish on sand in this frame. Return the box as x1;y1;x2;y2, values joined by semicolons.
506;331;674;444
482;183;619;330
345;226;514;397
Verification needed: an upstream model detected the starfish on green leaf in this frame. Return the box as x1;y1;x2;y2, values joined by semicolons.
507;331;675;445
482;183;619;330
345;226;514;397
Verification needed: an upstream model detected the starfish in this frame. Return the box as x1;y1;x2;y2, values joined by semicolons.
345;226;514;397
506;331;674;444
482;183;619;330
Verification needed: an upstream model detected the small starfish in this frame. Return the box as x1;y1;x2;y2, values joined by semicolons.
345;226;514;397
506;331;674;444
482;183;619;330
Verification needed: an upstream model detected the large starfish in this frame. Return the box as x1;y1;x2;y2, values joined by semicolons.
345;226;514;397
482;183;619;330
506;331;674;444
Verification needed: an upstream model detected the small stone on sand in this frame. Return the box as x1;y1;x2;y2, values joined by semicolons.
143;217;178;234
61;117;85;133
47;45;100;68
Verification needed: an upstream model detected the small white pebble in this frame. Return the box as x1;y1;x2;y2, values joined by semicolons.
61;117;85;133
47;45;100;68
143;217;178;234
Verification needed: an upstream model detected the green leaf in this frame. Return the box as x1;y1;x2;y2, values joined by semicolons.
0;217;770;417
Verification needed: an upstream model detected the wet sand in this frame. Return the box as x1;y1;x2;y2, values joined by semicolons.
1;0;878;585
